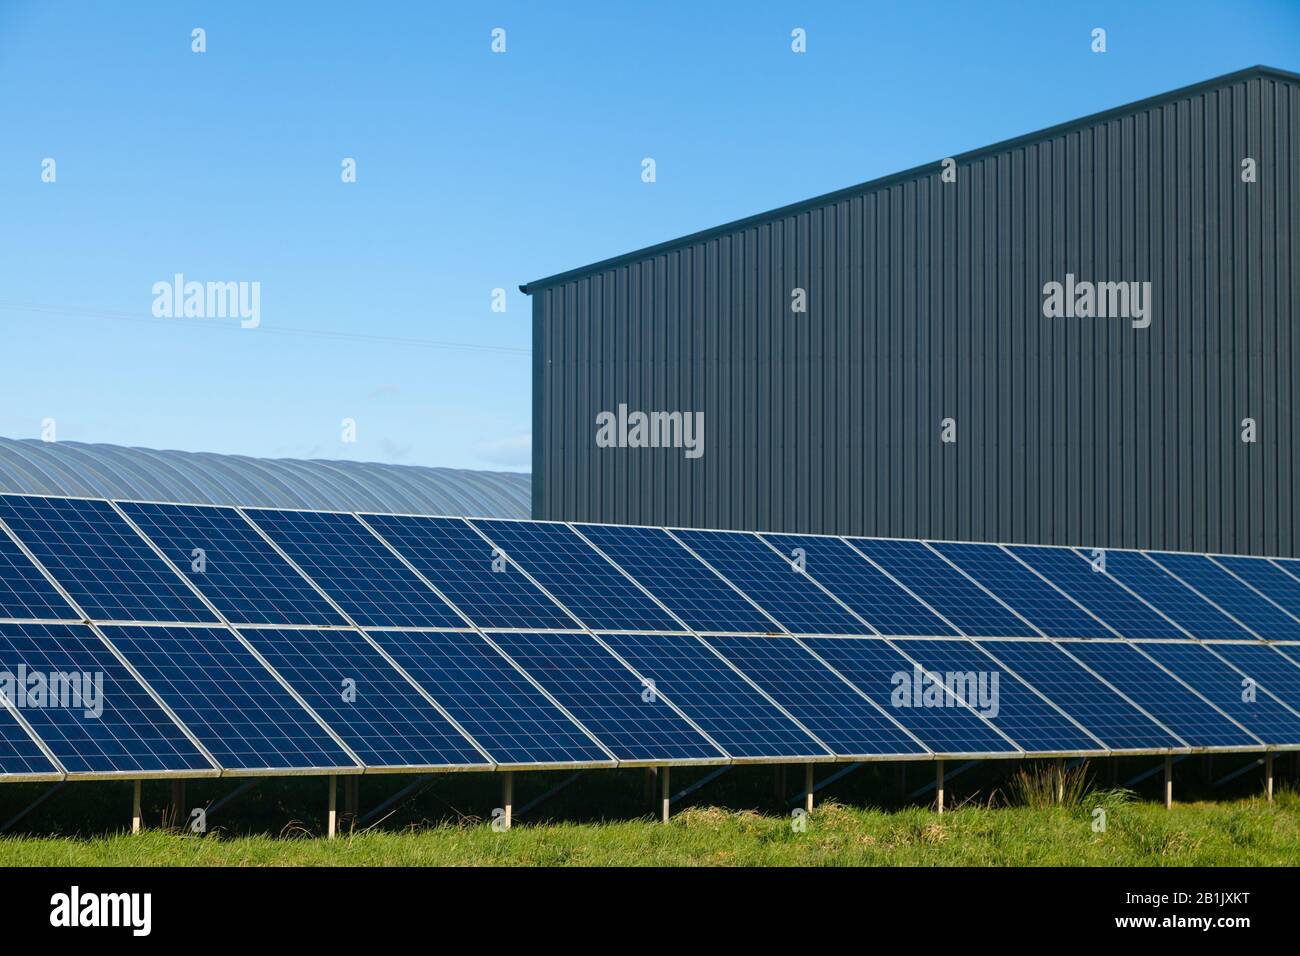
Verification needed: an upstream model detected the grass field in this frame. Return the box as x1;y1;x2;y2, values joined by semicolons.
0;761;1296;866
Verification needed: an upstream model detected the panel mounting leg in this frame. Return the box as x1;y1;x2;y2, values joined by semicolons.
804;764;814;813
501;771;514;830
132;780;142;834
935;760;945;814
1265;753;1274;803
1055;758;1064;804
1163;756;1173;810
327;774;338;839
659;767;670;824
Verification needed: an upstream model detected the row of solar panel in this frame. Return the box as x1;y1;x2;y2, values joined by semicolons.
1;617;1299;781
4;494;1300;642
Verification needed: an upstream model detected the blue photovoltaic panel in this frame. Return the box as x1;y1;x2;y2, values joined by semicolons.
101;625;357;772
598;632;829;759
1273;559;1300;594
364;514;574;629
930;543;1113;638
801;637;1020;753
1135;641;1300;745
0;495;217;624
894;638;1102;752
760;533;958;636
486;631;725;762
1265;644;1300;681
703;636;927;757
238;627;488;768
848;539;1036;638
1008;546;1184;639
0;527;77;621
1062;641;1259;748
0;622;212;774
979;640;1182;750
576;524;775;633
1209;642;1300;703
0;703;57;777
472;520;682;632
1099;550;1254;640
119;502;346;627
1214;556;1300;620
1146;552;1300;641
367;630;612;766
245;509;464;629
672;530;866;635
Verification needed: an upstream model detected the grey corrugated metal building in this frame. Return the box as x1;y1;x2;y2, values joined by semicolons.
523;65;1300;557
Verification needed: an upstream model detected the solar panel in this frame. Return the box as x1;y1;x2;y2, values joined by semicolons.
1097;550;1255;640
847;539;1036;638
100;624;358;772
700;635;928;757
0;622;213;774
760;533;959;636
1135;641;1300;745
930;543;1113;638
1007;545;1184;639
1061;641;1259;748
0;495;217;624
575;524;776;633
244;509;465;629
118;502;346;627
363;515;575;629
672;530;866;635
893;638;1103;752
1213;556;1300;620
1146;552;1300;641
237;627;489;768
598;632;830;759
471;520;682;632
1208;642;1300;706
366;629;613;767
0;525;77;621
0;702;59;778
486;631;726;762
801;637;1020;754
1263;645;1300;682
978;640;1183;750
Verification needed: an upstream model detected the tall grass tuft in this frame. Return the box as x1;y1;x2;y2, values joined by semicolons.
1005;761;1099;809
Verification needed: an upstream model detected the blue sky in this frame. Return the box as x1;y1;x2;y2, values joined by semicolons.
2;1;1296;472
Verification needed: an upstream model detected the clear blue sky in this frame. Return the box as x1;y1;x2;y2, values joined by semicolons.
2;1;1296;472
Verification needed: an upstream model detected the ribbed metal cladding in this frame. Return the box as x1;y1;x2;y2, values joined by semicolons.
527;67;1300;557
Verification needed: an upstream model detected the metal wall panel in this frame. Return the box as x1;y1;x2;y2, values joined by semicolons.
526;68;1300;556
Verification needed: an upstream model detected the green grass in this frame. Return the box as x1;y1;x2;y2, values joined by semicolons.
1;789;1297;867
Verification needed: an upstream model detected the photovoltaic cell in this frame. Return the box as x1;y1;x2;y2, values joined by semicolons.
1062;641;1259;748
487;631;725;762
598;632;829;759
0;527;77;621
472;520;682;632
0;495;217;624
1098;550;1254;640
978;640;1182;751
801;637;1020;753
100;625;357;772
893;638;1102;752
245;509;464;628
702;635;927;757
1214;556;1300;621
1135;641;1300;745
366;630;612;766
930;543;1113;638
1008;545;1184;639
761;533;958;636
848;539;1036;638
576;524;775;633
1146;552;1300;641
238;627;488;768
119;502;345;627
363;515;574;629
0;703;58;777
672;530;866;635
0;622;212;774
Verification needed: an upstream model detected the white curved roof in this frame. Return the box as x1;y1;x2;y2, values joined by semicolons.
0;437;529;518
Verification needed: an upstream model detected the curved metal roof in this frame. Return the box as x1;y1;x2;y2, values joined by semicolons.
0;437;530;518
